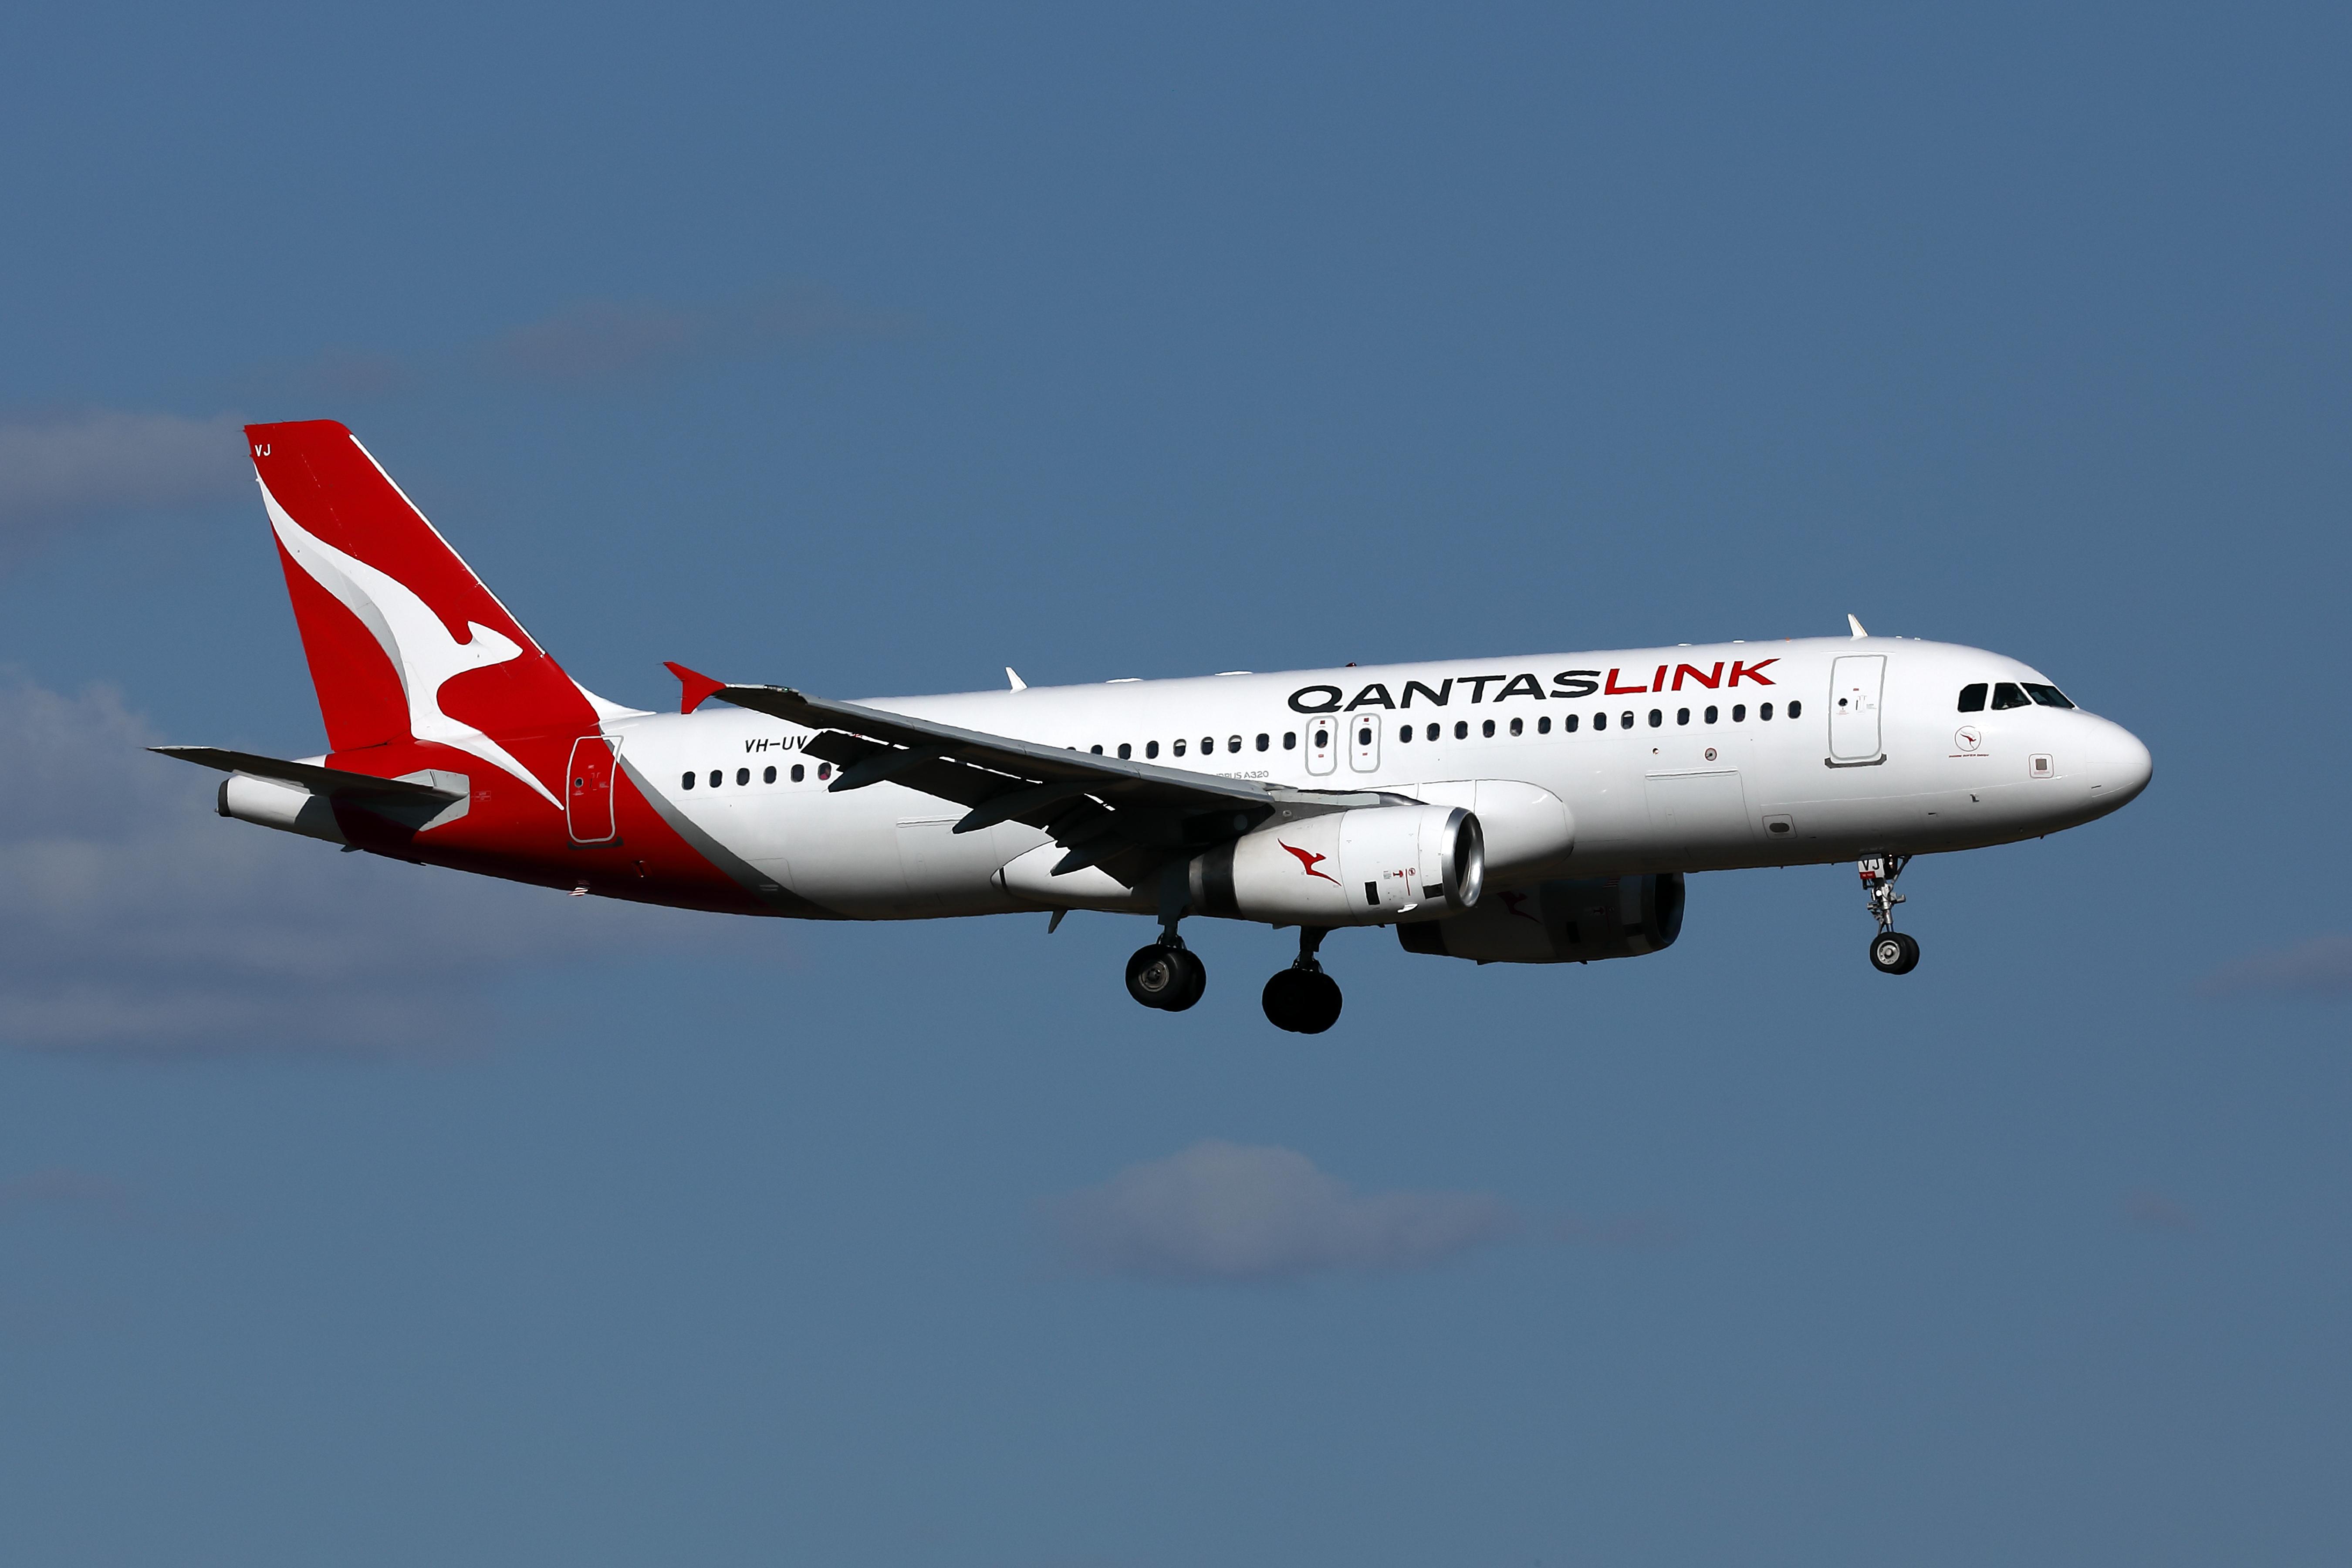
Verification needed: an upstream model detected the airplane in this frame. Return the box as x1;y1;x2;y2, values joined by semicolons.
160;420;2153;1033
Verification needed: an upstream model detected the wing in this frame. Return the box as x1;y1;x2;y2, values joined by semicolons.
683;671;1392;883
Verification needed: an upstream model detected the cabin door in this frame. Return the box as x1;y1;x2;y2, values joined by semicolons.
1828;656;1886;762
567;736;618;844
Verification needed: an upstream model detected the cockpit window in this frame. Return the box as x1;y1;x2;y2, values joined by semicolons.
1957;683;1987;712
2022;683;2075;709
1990;682;2031;710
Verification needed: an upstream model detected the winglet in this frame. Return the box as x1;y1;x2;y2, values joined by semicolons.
1847;614;1869;639
664;662;727;714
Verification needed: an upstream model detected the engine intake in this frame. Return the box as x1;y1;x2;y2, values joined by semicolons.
1191;804;1482;926
1397;872;1683;963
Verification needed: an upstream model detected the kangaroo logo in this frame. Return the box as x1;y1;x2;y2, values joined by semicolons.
1279;841;1339;884
262;485;564;809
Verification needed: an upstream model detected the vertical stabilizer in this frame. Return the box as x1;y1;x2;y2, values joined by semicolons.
248;420;597;806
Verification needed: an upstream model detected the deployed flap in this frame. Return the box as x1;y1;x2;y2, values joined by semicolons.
151;746;465;802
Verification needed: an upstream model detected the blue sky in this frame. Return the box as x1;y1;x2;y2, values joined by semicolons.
3;3;2348;1564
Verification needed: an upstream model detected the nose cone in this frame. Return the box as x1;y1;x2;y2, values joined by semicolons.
2086;717;2153;813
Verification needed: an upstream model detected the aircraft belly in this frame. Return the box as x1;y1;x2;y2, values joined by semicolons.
894;817;1032;917
775;791;910;917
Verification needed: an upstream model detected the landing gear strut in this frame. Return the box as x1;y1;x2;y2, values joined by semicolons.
1859;855;1920;975
1262;926;1343;1034
1127;869;1207;1011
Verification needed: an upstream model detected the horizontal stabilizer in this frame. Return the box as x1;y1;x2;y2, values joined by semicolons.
150;746;464;802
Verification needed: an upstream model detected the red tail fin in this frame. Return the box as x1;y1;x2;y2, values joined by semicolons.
248;421;599;803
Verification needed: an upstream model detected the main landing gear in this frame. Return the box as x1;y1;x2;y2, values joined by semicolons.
1127;868;1210;1012
1262;927;1343;1034
1125;940;1207;1011
1860;854;1920;975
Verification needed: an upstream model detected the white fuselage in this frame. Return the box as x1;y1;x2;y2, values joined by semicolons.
608;635;2152;921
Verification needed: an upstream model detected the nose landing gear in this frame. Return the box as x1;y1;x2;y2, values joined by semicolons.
1860;854;1920;974
1262;926;1343;1034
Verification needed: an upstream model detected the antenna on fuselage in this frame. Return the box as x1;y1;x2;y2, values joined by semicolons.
1847;614;1869;639
1006;667;1028;691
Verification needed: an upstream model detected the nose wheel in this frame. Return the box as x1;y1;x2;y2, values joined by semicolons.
1859;854;1920;975
1263;926;1344;1033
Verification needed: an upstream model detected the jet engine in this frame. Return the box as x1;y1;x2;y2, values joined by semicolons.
1190;804;1483;926
1396;872;1683;963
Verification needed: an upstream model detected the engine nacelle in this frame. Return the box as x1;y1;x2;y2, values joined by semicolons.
1190;804;1483;926
1396;872;1683;963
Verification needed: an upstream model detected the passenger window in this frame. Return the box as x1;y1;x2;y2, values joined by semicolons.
681;771;696;790
1564;713;1579;733
1090;744;1104;754
709;770;722;788
1620;711;1634;728
1676;708;1690;726
1283;732;1297;750
1732;703;1746;721
1454;721;1468;740
763;765;776;784
791;764;804;783
1509;717;1523;737
1991;683;2031;710
2023;683;2075;709
1308;730;1325;750
1355;726;1372;747
1704;705;1718;723
1229;735;1242;751
1958;683;1988;712
1256;733;1269;751
1482;719;1496;737
1201;736;1215;754
1174;739;1187;756
1146;740;1159;759
1593;712;1607;730
1117;743;1131;760
737;767;750;786
1760;703;1774;720
1537;716;1551;734
1397;724;1412;743
1426;723;1439;741
1648;709;1662;728
1787;700;1801;718
817;763;831;780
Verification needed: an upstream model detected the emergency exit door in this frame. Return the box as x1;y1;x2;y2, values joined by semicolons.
567;735;619;843
1828;655;1886;762
1304;715;1338;775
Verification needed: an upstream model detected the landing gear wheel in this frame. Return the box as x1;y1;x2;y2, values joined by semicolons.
1869;931;1920;975
1262;967;1343;1034
1126;943;1206;1010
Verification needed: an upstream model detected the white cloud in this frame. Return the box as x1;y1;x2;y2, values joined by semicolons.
0;411;245;547
2201;934;2352;998
1053;1140;1516;1283
0;675;724;1058
487;282;919;387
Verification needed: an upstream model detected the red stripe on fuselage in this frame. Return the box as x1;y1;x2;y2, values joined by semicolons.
324;734;772;915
